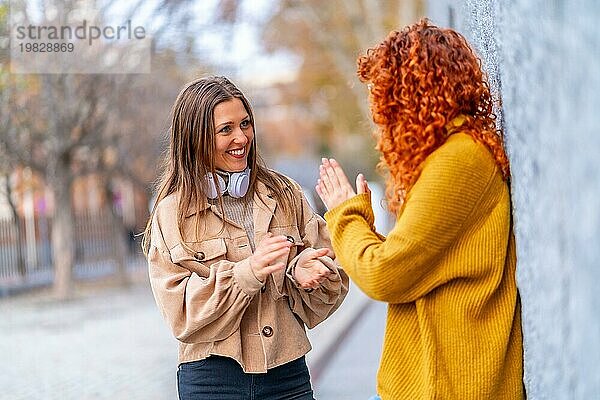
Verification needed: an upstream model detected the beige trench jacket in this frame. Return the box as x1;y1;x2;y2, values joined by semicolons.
147;178;349;373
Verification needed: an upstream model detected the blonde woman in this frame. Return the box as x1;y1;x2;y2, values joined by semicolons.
143;76;348;400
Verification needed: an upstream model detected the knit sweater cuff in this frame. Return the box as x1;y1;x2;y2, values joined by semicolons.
324;193;375;226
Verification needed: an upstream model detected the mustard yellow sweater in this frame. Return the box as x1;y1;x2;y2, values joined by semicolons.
325;133;523;400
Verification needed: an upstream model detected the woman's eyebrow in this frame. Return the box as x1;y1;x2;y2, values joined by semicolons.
215;115;250;128
215;120;233;128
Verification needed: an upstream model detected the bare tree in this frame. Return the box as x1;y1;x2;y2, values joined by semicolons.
0;0;201;298
0;3;26;277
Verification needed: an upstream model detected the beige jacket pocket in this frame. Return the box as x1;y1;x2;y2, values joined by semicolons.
170;238;227;278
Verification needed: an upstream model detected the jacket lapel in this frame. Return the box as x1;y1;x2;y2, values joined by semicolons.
253;181;277;241
253;181;288;295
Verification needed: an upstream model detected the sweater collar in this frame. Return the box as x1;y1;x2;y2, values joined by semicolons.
445;114;467;134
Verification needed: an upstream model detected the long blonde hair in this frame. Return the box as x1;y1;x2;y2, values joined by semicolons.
141;76;295;255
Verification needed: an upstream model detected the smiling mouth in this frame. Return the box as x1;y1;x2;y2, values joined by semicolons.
227;148;246;157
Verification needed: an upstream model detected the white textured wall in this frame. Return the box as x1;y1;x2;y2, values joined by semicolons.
427;1;600;398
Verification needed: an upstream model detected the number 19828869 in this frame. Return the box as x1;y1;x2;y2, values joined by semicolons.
18;42;75;52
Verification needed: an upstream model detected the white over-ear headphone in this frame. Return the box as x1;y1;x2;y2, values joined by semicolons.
205;168;251;199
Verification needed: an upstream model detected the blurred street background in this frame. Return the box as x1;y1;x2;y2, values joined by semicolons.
0;271;387;400
1;0;600;399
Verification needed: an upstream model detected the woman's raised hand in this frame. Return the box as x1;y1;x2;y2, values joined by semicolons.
249;233;293;282
316;158;370;210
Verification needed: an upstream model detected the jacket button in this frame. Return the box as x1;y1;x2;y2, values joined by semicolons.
286;235;295;243
261;285;266;293
262;326;273;337
193;252;205;261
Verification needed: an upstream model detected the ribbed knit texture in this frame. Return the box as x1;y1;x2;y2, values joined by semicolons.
210;195;255;250
325;134;523;400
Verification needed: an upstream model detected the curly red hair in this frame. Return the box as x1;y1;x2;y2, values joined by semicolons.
357;19;510;214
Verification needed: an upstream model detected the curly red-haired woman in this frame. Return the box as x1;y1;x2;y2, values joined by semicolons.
317;19;524;400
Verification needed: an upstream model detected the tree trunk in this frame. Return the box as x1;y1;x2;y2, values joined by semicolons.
50;164;75;299
103;180;130;287
3;176;26;277
110;210;130;287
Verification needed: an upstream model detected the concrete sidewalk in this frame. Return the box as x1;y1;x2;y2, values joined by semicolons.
313;299;386;399
306;282;374;381
0;276;380;399
0;279;178;400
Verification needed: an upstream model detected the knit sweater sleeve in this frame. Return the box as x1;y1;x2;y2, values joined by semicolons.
324;135;499;303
